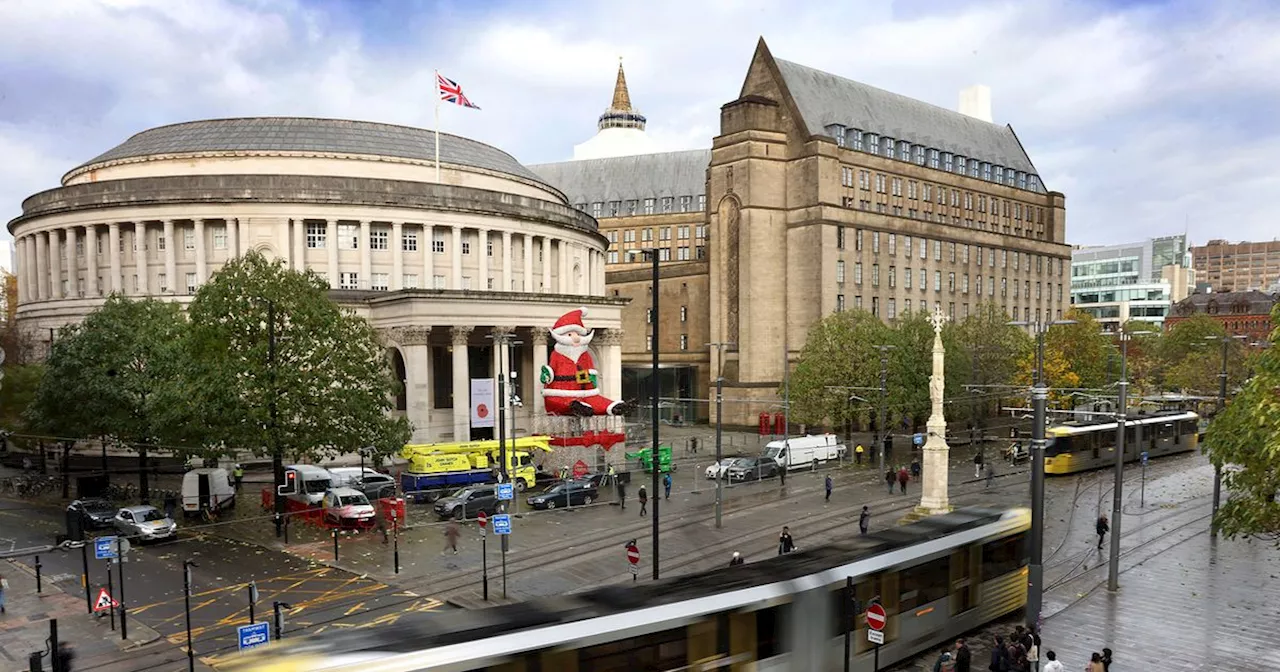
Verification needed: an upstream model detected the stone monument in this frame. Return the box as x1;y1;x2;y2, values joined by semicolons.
916;305;953;516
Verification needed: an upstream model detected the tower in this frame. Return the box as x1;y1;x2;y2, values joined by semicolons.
572;59;658;160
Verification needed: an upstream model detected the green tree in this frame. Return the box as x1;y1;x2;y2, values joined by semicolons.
1045;309;1112;391
787;309;893;431
1118;320;1165;396
958;302;1032;432
25;296;187;501
1159;315;1249;396
887;309;970;432
167;252;410;503
1202;304;1279;543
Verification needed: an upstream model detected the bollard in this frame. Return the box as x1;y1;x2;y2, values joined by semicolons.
35;555;42;594
332;528;339;561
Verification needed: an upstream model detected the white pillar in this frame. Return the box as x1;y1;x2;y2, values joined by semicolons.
477;229;488;290
541;237;551;293
523;234;533;293
423;224;434;288
560;242;571;294
291;218;304;270
326;219;339;287
48;230;62;299
194;219;207;286
450;225;463;289
229;217;240;260
162;220;176;295
65;227;78;298
603;330;623;402
35;229;50;300
531;333;548;418
392;222;404;290
14;237;24;303
135;222;148;295
86;225;100;297
107;221;122;294
397;327;432;442
360;219;372;289
501;231;512;291
451;326;473;440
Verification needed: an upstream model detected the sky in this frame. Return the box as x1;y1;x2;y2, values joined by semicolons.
1;0;1278;251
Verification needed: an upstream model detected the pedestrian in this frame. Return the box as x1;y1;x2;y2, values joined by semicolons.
376;513;389;544
617;480;627;510
1007;637;1027;672
778;526;795;555
1027;633;1040;672
638;485;648;516
1086;652;1104;672
1100;647;1112;672
57;642;75;672
934;648;956;672
974;450;984;479
728;551;744;567
163;491;177;520
824;474;833;502
663;472;672;500
1040;651;1063;672
954;639;971;672
859;506;870;534
606;464;616;487
911;457;921;479
442;521;460;554
855;444;864;464
1096;514;1109;550
233;463;244;491
0;571;7;614
989;635;1007;672
885;469;896;494
897;466;910;494
985;462;996;488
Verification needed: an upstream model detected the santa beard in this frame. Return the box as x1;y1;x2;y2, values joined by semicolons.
551;329;593;361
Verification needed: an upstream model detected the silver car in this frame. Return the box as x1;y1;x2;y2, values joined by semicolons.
113;505;177;542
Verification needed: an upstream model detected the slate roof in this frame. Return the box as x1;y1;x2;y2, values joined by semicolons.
774;59;1039;176
1174;290;1278;314
73;117;550;186
528;149;710;205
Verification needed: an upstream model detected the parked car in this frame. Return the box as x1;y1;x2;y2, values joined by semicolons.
433;486;499;520
526;480;599;509
705;458;744;480
353;473;398;501
322;487;377;528
726;456;781;482
113;505;177;542
68;498;119;530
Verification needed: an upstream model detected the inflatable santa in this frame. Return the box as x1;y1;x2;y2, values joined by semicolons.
540;307;629;417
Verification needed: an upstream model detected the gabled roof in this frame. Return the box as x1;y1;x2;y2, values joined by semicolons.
1174;290;1278;314
772;57;1039;176
529;149;710;205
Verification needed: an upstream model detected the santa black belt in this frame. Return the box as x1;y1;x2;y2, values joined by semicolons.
552;375;584;382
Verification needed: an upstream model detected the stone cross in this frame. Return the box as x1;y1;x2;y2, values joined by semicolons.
929;304;948;334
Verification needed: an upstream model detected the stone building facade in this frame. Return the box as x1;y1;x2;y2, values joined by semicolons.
1191;239;1280;293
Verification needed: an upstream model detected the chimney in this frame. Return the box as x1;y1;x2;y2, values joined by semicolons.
958;85;993;123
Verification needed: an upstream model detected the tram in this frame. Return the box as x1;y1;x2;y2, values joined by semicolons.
1043;410;1200;475
226;508;1030;672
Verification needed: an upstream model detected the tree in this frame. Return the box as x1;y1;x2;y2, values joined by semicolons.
1202;304;1279;543
1015;346;1081;408
25;296;187;502
167;252;410;519
1159;315;1250;396
887;309;971;432
958;302;1032;431
1117;320;1165;397
787;309;893;431
1044;309;1112;391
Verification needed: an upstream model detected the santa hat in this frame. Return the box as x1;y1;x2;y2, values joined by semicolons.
551;307;590;336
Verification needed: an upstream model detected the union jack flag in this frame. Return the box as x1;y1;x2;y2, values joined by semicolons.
437;73;480;110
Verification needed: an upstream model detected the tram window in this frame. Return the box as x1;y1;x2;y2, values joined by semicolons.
756;604;789;659
981;533;1028;581
1045;437;1069;457
1125;427;1136;446
578;626;688;672
898;557;950;611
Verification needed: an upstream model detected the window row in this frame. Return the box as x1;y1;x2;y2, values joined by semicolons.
836;263;1063;301
836;228;1065;277
835;296;1064;324
845;169;1047;225
576;195;708;218
643;333;692;351
606;225;707;245
829;125;1044;193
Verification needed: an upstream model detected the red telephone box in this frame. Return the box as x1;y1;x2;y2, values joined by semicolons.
758;413;771;436
773;412;786;436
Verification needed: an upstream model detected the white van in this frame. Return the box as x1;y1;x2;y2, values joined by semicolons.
284;465;332;506
181;468;236;517
327;467;383;488
764;434;847;470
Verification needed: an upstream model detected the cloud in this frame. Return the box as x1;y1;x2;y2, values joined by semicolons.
1;0;1278;249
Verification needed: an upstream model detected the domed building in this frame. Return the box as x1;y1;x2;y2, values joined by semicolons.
7;117;624;443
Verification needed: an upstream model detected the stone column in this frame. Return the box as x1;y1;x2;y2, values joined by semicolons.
326;219;339;287
13;237;24;303
47;230;62;299
450;225;463;289
161;220;176;295
917;306;953;515
229;217;240;260
35;230;49;300
134;222;149;295
360;219;372;289
65;226;79;297
194;219;207;286
106;222;122;294
477;229;489;290
451;326;474;441
541;237;551;293
423;224;434;289
389;326;432;443
86;225;100;297
523;234;534;293
292;219;305;270
531;329;548;418
560;242;571;293
596;328;624;403
501;230;512;291
391;222;404;290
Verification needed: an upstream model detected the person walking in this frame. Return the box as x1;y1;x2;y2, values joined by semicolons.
1027;633;1040;672
988;635;1008;672
163;490;177;520
933;649;956;672
1086;652;1104;672
974;450;984;479
855;444;864;465
910;457;921;480
0;572;7;614
606;464;616;487
442;521;460;555
728;551;744;567
1100;647;1112;672
897;466;910;494
1040;651;1063;672
985;462;996;488
56;642;75;671
778;526;795;555
663;472;672;500
954;639;972;672
824;474;833;502
233;463;244;491
1096;514;1109;550
617;480;627;510
885;469;896;494
638;485;648;516
858;505;870;534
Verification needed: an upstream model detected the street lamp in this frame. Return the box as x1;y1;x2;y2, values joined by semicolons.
628;248;660;580
183;560;198;672
871;345;895;475
1010;317;1075;629
1204;334;1246;535
1106;328;1152;592
707;341;735;529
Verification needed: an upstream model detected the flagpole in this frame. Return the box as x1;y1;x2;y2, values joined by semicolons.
434;69;441;183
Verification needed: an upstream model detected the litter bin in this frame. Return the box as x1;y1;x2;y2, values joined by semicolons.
28;651;43;672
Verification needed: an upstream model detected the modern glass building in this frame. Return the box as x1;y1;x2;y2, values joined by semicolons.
1070;235;1193;331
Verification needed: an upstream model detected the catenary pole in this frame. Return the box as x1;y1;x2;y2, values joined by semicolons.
650;250;660;580
1107;333;1131;592
1213;336;1229;536
1027;326;1048;630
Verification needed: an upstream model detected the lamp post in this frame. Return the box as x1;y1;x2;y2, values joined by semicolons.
1205;334;1245;536
1106;328;1151;592
707;342;735;529
872;345;895;475
183;560;197;672
629;248;660;580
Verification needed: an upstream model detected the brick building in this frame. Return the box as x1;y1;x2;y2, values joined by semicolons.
1165;290;1278;344
1191;239;1280;293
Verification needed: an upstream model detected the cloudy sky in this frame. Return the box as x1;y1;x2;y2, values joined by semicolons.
1;0;1277;260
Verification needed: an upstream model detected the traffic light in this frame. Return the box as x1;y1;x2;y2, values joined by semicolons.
276;470;297;496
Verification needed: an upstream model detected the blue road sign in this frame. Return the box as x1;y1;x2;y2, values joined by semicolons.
492;513;512;535
94;536;118;560
913;433;924;446
1141;451;1149;466
237;622;271;651
496;482;514;501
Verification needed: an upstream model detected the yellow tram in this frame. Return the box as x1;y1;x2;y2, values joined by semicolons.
1043;410;1200;475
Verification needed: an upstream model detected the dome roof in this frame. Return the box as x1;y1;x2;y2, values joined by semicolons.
72;117;549;186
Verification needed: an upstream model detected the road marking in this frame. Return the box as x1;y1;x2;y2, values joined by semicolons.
344;601;366;616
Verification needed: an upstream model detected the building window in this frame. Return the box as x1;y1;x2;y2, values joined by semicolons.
943;153;953;172
680;305;688;322
982;163;992;181
994;166;1004;184
185;272;197;294
592;203;602;218
904;236;912;258
934;271;942;291
989;276;995;296
371;229;389;250
837;226;846;250
934;240;942;261
887;233;896;256
646;335;653;351
679;196;692;212
872;263;880;287
970;159;980;177
899;140;910;159
948;272;956;292
1025;280;1030;298
913;146;925;165
841;166;853;187
371;273;389;290
338;224;359;250
871;296;880;316
402;232;418;252
883;137;896;158
403;274;419;288
184;229;195;251
643;198;655;215
156;273;167;292
339;272;358;289
698;195;706;211
207;226;225;251
905;267;913;290
859;170;870;189
963;274;970;294
976;275;983;295
607;201;620;216
888;265;897;288
851;129;864;151
1001;278;1008;297
1001;250;1008;268
642;228;653;242
430;274;444;289
677;246;690;261
432;230;445;253
679;334;688;351
887;298;897;319
608;251;619;263
869;134;880;155
963;245;970;264
837;260;846;283
854;262;863;285
696;246;706;259
658;248;671;261
678;226;690;239
461;241;471;255
905;299;912;313
625;200;638;215
856;229;864;251
1017;172;1028;189
873;231;881;254
920;268;927;291
836;294;845;312
1014;252;1020;270
623;230;636;243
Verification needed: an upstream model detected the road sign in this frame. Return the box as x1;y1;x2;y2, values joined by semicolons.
867;629;885;645
477;511;488;528
865;603;887;631
496;483;514;501
93;587;118;612
626;544;640;565
94;537;118;560
913;433;924;446
1141;451;1149;466
237;622;271;652
572;460;589;478
492;514;511;535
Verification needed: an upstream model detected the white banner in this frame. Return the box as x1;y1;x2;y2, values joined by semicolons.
470;378;496;428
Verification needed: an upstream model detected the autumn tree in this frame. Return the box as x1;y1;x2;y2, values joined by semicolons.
1044;309;1113;391
887;308;970;432
958;302;1032;432
787;309;893;431
1159;315;1249;395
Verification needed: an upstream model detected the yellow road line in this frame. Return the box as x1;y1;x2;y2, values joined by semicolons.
344;601;366;616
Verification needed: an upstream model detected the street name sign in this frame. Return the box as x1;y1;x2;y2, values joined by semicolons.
237;622;271;651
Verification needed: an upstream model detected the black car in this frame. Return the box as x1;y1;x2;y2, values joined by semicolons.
68;498;119;530
726;456;781;482
433;486;499;520
354;474;398;501
526;481;599;509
